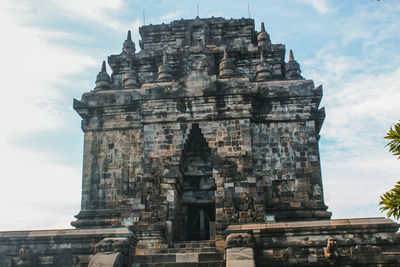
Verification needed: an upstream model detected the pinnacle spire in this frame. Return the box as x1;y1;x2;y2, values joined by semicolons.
157;53;173;82
289;49;294;61
223;47;228;60
122;30;136;54
256;50;272;82
95;60;110;91
163;53;168;64
124;59;140;89
286;49;303;80
101;61;107;72
219;47;235;79
257;22;271;46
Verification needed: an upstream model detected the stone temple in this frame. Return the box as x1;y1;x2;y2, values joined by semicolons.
1;17;400;266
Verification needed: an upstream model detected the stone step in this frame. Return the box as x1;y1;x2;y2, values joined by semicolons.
131;252;224;264
157;247;219;254
168;240;216;249
132;261;225;267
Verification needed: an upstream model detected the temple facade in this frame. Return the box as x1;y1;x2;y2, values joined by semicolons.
72;17;330;238
0;17;399;267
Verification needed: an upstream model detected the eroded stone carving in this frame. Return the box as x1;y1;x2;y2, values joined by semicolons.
94;237;130;255
324;237;338;261
16;245;35;266
226;233;255;248
350;244;383;262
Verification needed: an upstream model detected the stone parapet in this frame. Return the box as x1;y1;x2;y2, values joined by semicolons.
226;217;400;266
0;228;135;266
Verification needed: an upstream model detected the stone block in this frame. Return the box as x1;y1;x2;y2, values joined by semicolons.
176;253;199;263
226;247;255;267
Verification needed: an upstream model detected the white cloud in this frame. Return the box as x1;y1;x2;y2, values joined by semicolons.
159;11;185;22
300;2;400;219
297;0;333;14
309;57;400;218
0;2;94;229
129;18;144;51
0;142;81;230
46;0;125;31
0;3;97;136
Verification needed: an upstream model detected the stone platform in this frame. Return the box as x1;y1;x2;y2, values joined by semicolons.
0;218;399;266
226;217;400;266
0;228;135;266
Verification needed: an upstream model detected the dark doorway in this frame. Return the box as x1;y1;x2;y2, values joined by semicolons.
178;124;216;241
187;204;215;240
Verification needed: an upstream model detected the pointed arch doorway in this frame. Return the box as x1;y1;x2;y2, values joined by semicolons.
179;123;216;241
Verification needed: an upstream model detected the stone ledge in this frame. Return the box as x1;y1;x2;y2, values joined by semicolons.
0;227;132;240
226;217;399;233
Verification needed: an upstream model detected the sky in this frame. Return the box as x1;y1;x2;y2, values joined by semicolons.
0;0;399;231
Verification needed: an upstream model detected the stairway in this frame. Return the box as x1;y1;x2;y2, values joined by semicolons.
131;240;225;267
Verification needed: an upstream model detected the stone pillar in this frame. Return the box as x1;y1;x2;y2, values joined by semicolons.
225;233;255;267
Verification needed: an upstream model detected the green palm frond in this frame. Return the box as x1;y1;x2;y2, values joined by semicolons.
380;181;400;220
384;122;400;159
379;122;400;220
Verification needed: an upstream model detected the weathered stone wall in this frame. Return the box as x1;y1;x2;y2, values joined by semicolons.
226;218;400;266
252;121;327;220
73;80;329;238
138;17;255;51
72;17;331;242
0;228;134;267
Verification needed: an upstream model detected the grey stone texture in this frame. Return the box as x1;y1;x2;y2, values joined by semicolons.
0;17;399;266
226;217;400;266
0;228;134;266
72;17;330;238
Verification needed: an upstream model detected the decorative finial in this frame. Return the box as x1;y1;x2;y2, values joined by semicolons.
122;30;136;54
123;59;140;89
256;50;272;82
101;61;106;72
95;61;111;91
257;22;271;46
17;245;35;266
157;53;173;82
219;48;235;79
223;47;228;60
289;49;294;61
163;53;168;64
286;49;303;80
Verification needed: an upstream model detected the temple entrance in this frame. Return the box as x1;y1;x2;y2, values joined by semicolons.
187;204;215;240
179;124;216;241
